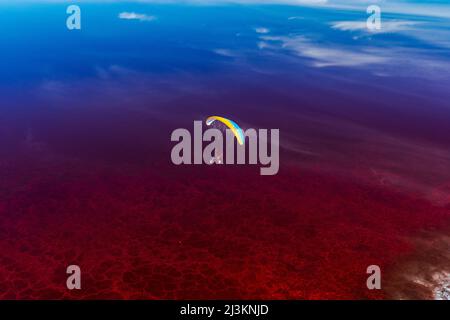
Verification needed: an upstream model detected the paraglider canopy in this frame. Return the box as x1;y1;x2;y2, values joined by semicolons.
206;116;245;146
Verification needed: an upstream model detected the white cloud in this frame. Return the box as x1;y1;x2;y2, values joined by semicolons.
118;12;156;22
331;20;419;33
331;19;450;49
213;48;238;57
255;27;270;34
325;1;450;19
258;34;450;79
260;35;387;67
